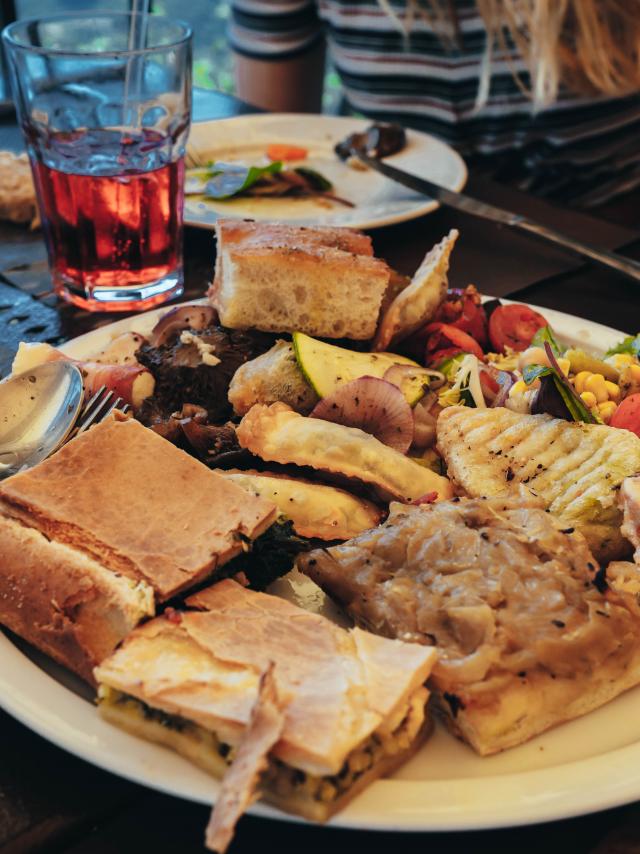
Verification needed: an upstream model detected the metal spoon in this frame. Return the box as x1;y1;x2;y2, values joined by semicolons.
0;362;84;480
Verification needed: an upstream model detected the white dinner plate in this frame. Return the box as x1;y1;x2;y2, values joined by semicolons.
184;114;467;230
2;298;639;832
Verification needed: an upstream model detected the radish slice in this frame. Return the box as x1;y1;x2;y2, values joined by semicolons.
310;376;414;453
149;305;217;347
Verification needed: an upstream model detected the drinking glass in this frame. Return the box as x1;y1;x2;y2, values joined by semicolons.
3;12;192;312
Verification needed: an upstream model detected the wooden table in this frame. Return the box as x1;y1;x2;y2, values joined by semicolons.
1;91;640;854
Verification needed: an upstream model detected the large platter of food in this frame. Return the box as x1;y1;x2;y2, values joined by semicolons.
1;220;640;849
184;114;467;230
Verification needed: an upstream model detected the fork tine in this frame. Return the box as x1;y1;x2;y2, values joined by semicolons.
76;389;115;435
100;396;124;422
80;384;108;418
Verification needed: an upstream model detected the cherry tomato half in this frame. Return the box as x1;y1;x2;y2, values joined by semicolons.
488;304;548;352
429;347;464;366
610;393;640;437
424;323;485;363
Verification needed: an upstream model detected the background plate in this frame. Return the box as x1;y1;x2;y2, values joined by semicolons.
2;299;639;832
184;114;467;231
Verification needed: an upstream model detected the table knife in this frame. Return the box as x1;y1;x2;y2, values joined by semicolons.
352;149;640;284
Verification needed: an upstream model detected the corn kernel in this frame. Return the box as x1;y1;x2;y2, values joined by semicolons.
629;365;640;380
605;353;633;370
584;373;608;403
574;371;591;394
598;401;617;423
556;357;571;375
509;380;527;396
604;380;621;401
580;390;598;408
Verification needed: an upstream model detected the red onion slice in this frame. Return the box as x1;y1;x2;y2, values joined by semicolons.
310;376;414;453
491;371;516;408
149;305;217;347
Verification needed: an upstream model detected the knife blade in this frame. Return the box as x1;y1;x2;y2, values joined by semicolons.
353;149;640;284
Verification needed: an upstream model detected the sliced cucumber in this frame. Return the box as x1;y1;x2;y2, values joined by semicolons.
565;348;619;381
292;332;431;406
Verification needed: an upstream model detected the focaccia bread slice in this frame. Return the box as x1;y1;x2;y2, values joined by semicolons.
95;579;436;822
236;402;452;503
216;469;382;539
209;219;391;340
437;405;640;562
299;496;640;756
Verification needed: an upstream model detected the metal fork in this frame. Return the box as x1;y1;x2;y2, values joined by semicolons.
67;385;129;440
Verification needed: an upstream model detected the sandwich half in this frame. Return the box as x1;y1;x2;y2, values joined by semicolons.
209;219;391;340
0;417;276;681
95;579;437;822
299;495;640;755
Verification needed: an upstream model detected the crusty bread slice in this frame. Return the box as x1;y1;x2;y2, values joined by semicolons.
0;510;153;683
0;417;277;601
210;219;390;340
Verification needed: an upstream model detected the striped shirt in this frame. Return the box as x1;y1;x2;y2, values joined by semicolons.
230;0;640;206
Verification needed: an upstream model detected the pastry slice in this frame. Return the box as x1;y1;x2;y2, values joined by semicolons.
95;579;437;824
299;495;640;755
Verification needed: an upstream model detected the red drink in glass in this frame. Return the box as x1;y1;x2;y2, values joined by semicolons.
31;129;185;311
3;12;192;312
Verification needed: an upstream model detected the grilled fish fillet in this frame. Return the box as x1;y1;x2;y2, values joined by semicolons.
437;406;640;562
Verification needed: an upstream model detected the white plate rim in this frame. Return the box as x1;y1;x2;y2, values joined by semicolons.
2;297;639;833
184;113;468;231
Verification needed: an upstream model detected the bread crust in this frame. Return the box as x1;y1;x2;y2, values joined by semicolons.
0;512;153;683
432;642;640;755
210;220;390;340
0;418;277;600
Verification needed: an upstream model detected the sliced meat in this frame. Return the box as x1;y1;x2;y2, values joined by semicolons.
206;664;286;854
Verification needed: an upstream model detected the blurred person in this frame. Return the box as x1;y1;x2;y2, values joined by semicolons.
230;0;640;207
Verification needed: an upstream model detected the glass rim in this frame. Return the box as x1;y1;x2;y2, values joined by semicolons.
2;11;192;58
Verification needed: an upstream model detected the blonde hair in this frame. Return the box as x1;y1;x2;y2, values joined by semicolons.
378;0;640;110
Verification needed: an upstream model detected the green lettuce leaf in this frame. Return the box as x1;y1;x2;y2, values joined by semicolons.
203;160;284;200
531;325;561;356
605;333;640;358
293;167;332;191
523;362;596;423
